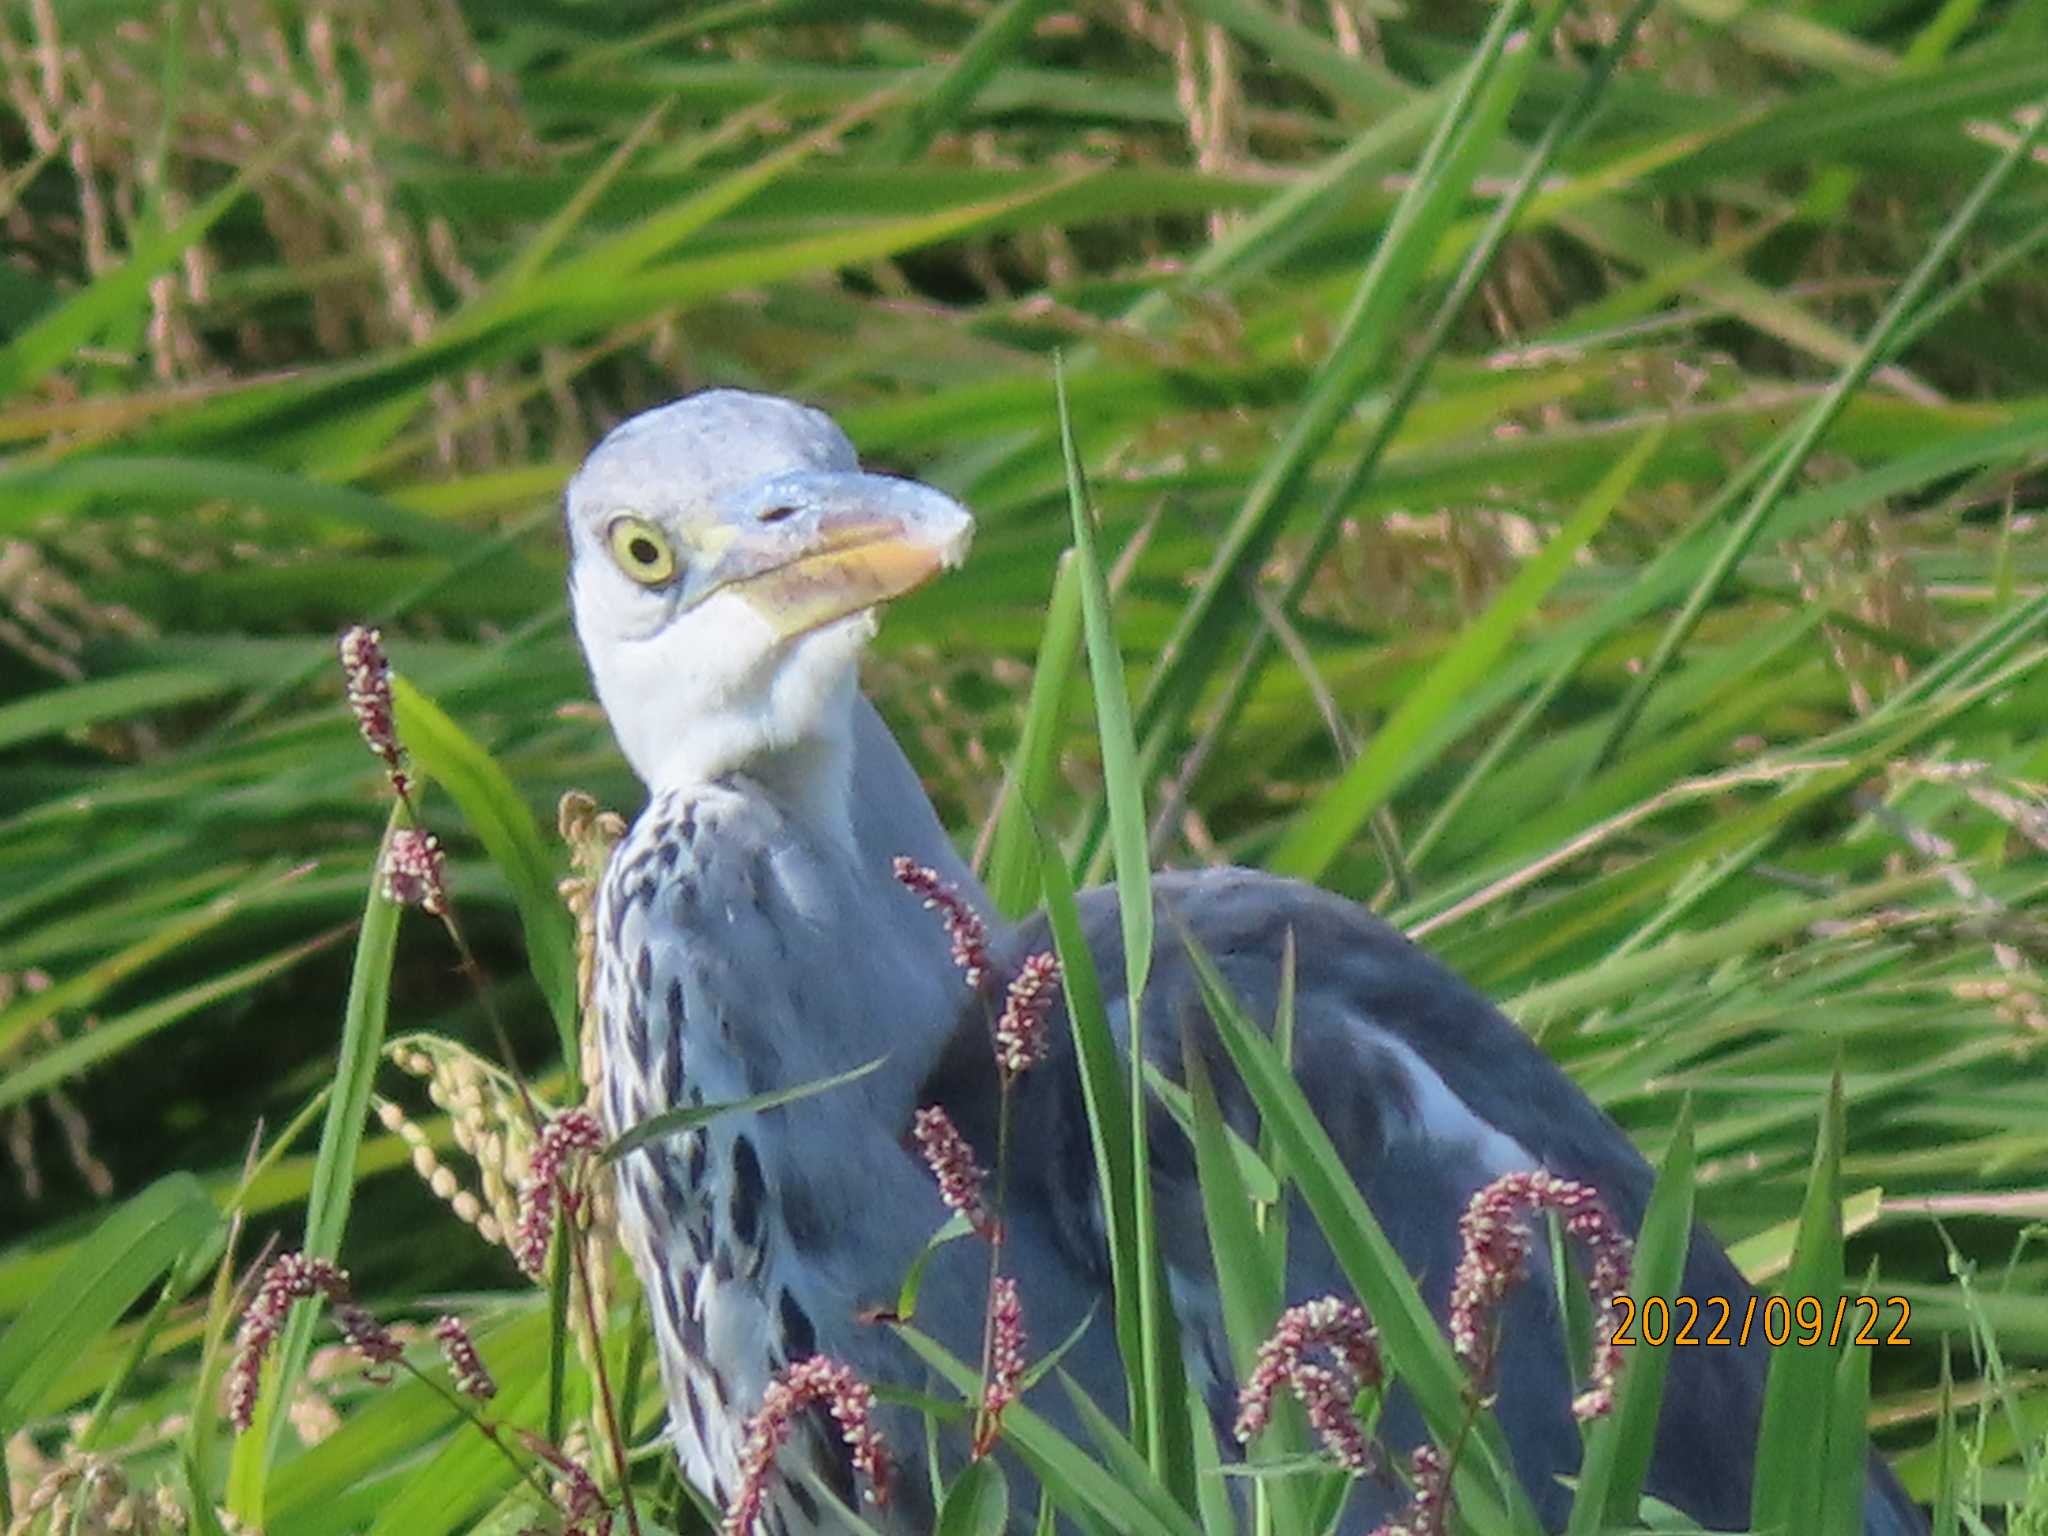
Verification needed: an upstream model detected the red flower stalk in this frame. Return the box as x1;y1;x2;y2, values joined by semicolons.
994;951;1059;1078
433;1315;497;1401
383;827;448;915
1234;1296;1382;1472
1369;1442;1450;1536
225;1252;402;1431
1447;1169;1633;1420
724;1356;891;1536
974;1275;1026;1459
513;1108;607;1279
911;1104;992;1237
523;1433;614;1536
339;625;410;797
892;857;990;990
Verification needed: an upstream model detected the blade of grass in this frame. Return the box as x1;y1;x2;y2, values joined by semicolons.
0;930;342;1113
1821;1272;1879;1536
603;1056;885;1160
0;863;309;1060
1137;0;1659;867
1565;1100;1694;1534
0;668;234;754
1750;1072;1848;1534
0;147;281;399
392;675;578;1061
1178;926;1544;1536
892;1326;1203;1536
984;550;1083;919
229;805;405;1521
1269;420;1662;879
889;0;1058;161
1056;365;1153;1004
1179;1022;1311;1536
1113;0;1541;858
0;1173;217;1433
1055;361;1191;1496
0;455;477;552
1034;814;1143;1440
1588;91;2048;772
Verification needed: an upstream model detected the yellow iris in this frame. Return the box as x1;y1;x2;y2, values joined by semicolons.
606;516;677;585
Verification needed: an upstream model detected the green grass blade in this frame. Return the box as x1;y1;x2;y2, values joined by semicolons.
1114;0;1539;846
1821;1274;1878;1536
1179;1022;1311;1535
229;805;404;1521
1055;363;1190;1494
603;1056;885;1160
1565;1100;1695;1534
0;456;478;552
892;1326;1203;1536
0;669;234;754
0;1173;216;1432
1176;1033;1282;1372
1056;366;1152;1001
1178;926;1544;1536
1751;1072;1848;1534
891;0;1057;161
985;550;1083;919
1270;421;1661;879
392;674;579;1062
0;152;273;399
1034;815;1143;1437
0;931;340;1114
1931;1343;1958;1536
1590;91;2048;771
0;864;304;1059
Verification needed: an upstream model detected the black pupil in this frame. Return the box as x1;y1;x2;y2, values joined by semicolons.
760;504;796;524
629;536;660;566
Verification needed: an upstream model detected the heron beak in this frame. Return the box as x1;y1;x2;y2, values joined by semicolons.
707;474;974;641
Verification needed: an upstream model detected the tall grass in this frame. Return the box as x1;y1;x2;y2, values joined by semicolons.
1;0;2044;1530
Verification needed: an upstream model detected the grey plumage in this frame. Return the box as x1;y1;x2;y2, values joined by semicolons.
567;389;1926;1535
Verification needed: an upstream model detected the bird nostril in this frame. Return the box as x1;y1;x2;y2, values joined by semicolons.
758;504;798;525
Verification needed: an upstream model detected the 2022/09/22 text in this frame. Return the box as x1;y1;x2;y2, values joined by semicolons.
1612;1294;1911;1348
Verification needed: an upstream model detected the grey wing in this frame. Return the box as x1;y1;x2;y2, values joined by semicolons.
920;866;1923;1535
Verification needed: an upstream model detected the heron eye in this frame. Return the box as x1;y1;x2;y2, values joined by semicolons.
758;503;798;525
605;516;677;585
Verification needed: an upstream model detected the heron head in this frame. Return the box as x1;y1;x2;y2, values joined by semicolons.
565;389;973;792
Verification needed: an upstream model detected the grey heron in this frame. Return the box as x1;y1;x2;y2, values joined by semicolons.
564;388;1924;1535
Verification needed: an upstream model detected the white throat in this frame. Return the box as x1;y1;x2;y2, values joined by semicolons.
591;609;870;853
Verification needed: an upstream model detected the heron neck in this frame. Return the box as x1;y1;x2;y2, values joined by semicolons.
716;687;985;921
846;694;988;909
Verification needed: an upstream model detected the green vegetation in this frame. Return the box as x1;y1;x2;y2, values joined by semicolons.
1;0;2044;1531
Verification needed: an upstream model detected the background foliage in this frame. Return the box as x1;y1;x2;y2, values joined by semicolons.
1;0;2045;1530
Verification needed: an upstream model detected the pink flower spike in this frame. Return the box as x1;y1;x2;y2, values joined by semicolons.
974;1275;1027;1459
340;625;410;796
382;827;448;914
994;951;1060;1078
1234;1295;1381;1473
892;857;991;989
224;1252;401;1430
513;1109;607;1279
1369;1442;1451;1536
1446;1169;1633;1420
911;1104;992;1238
522;1432;614;1536
433;1315;497;1400
725;1356;892;1536
330;1293;403;1378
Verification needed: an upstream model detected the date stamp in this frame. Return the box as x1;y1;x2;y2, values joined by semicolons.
1611;1295;1911;1348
